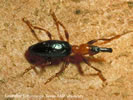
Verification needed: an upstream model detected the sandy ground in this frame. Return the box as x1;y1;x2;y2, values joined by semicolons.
0;0;133;100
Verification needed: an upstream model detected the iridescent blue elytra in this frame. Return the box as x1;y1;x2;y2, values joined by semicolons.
29;40;72;58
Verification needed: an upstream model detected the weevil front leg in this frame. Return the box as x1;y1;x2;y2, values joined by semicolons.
88;31;133;45
81;56;106;83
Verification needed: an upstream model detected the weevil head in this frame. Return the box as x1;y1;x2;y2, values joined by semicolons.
90;46;112;55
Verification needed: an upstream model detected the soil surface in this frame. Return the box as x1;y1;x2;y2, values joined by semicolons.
0;0;133;100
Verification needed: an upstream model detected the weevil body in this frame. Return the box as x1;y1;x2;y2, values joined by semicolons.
22;10;131;85
29;40;72;58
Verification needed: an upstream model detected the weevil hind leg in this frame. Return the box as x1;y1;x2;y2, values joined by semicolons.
22;18;52;41
19;65;38;77
32;26;52;40
22;18;42;42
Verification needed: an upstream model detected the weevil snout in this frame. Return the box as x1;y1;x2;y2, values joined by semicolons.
90;46;112;54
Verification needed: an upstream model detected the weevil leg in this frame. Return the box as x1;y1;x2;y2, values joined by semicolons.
57;21;69;42
51;10;69;42
81;56;106;83
75;63;84;75
69;55;84;75
22;18;52;41
32;26;52;40
88;31;133;45
44;60;69;84
86;56;105;63
20;65;38;77
22;18;42;42
88;35;122;45
20;61;53;77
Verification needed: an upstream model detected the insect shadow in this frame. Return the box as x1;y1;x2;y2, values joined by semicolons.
21;10;133;85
